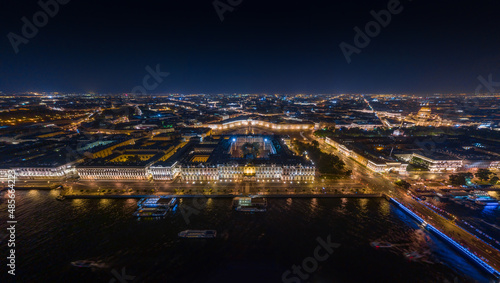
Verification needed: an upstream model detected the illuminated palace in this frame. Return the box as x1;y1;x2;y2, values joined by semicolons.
73;135;315;182
151;135;315;182
206;116;315;132
403;106;450;127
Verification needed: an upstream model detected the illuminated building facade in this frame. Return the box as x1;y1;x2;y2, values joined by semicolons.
0;169;9;181
77;167;150;180
395;153;463;172
177;135;315;182
76;140;187;180
403;107;451;127
325;137;408;174
206;116;314;132
1;135;314;182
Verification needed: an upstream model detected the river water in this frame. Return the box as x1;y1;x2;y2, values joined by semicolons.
0;190;496;283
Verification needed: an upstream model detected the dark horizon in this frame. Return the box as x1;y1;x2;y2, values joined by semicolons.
1;0;500;94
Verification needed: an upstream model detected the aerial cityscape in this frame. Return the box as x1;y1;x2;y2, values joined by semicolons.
1;1;500;283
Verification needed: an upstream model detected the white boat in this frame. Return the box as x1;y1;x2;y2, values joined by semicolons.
370;241;392;248
178;230;217;239
139;197;178;208
234;197;267;212
405;251;424;261
235;206;267;212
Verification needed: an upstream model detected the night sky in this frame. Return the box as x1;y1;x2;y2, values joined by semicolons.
1;0;500;94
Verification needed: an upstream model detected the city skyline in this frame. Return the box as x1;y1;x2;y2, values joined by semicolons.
2;1;500;282
1;91;500;282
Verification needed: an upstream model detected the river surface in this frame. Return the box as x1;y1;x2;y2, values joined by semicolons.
0;190;497;283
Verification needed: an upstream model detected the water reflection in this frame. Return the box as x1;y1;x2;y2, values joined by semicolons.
27;190;40;199
380;199;391;216
125;198;137;208
341;197;347;207
310;198;318;213
206;198;213;209
71;199;84;210
98;198;110;208
359;198;368;213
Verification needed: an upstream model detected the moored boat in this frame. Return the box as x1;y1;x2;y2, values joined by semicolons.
235;206;267;212
370;241;392;248
233;197;267;212
133;207;169;217
405;251;424;261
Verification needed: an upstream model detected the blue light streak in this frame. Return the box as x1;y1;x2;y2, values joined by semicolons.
390;198;500;278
